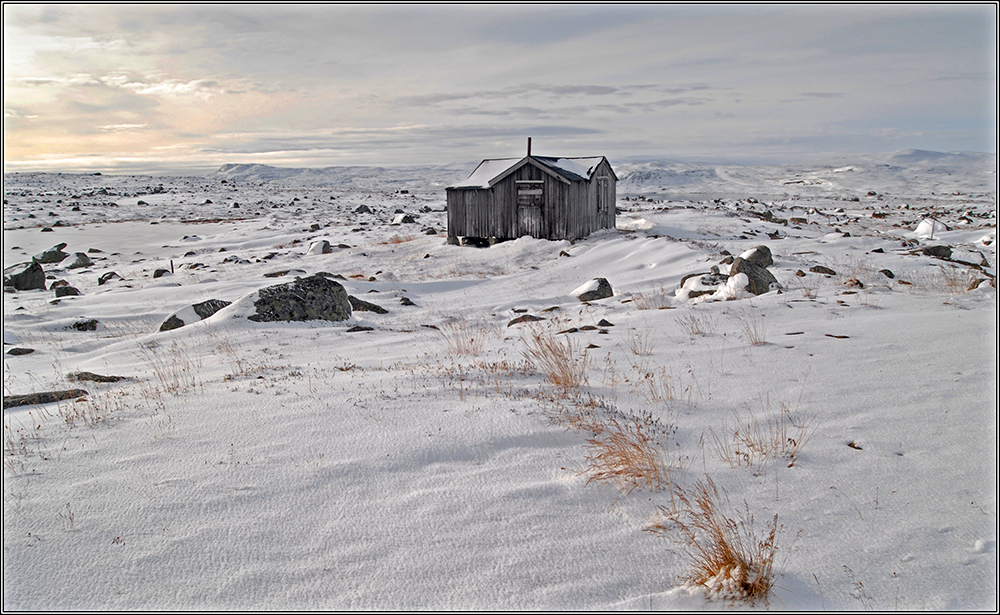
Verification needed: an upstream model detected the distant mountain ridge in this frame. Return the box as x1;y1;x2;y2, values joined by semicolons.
208;149;994;199
212;162;474;192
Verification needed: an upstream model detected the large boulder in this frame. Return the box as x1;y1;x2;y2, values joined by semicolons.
159;299;233;332
248;274;352;323
4;262;47;291
730;257;779;295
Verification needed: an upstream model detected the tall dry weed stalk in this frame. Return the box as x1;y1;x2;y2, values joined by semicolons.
711;399;815;472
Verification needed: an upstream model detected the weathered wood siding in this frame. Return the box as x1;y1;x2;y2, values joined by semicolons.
447;157;616;241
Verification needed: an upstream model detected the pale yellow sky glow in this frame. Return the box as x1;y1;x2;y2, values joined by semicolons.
4;4;996;175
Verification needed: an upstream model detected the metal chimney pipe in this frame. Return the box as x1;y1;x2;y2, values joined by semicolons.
527;137;532;157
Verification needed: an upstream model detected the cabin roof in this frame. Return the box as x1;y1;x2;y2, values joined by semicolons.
448;155;614;189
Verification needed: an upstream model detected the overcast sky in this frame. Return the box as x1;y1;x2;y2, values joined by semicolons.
4;4;997;175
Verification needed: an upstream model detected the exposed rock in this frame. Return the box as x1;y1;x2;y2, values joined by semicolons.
4;261;47;291
597;319;615;327
574;278;614;302
346;325;374;333
71;319;99;331
730;257;779;295
354;204;372;214
264;269;306;278
392;213;418;224
193;299;232;320
349;296;389;314
810;265;837;276
153;268;171;278
508;314;545;327
4;389;89;409
248;275;352;323
922;245;952;259
33;243;69;264
6;348;34;356
66;252;93;268
54;285;81;297
399;296;416;307
880;269;895;279
159;299;232;331
740;245;773;268
68;371;127;383
98;271;122;285
308;240;332;255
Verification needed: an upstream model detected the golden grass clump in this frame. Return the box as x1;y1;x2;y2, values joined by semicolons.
648;477;780;605
522;327;589;393
583;414;674;495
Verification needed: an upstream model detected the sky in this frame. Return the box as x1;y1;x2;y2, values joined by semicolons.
3;3;997;175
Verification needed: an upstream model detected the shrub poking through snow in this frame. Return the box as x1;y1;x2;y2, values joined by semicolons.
583;413;677;496
648;477;780;605
522;327;589;393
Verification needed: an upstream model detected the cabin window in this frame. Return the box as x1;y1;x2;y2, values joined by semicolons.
516;180;544;208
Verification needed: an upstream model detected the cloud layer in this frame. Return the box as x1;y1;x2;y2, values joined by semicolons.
4;4;996;174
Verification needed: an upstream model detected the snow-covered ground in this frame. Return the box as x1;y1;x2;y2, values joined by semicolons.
3;151;996;610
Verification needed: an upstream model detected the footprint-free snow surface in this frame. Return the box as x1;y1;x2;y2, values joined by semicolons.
3;152;996;610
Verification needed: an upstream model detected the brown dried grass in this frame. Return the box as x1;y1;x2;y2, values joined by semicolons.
648;477;780;605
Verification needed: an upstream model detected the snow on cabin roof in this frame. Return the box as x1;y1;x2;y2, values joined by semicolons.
535;157;606;182
449;158;521;189
448;156;610;189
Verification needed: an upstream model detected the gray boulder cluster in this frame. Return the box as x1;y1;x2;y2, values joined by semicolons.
3;243;94;293
682;245;780;299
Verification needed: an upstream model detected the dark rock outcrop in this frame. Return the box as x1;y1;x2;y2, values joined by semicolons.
54;285;81;297
4;262;47;291
349;296;389;314
159;299;232;332
248;275;352;323
922;245;952;259
730;257;779;295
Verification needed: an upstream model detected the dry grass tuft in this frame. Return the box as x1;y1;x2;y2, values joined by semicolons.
522;327;590;393
732;307;767;346
711;399;815;472
648;477;780;605
385;233;416;244
583;414;677;496
675;311;716;338
439;317;498;357
632;286;674;310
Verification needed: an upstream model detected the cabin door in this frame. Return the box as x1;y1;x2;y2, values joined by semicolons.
516;180;544;238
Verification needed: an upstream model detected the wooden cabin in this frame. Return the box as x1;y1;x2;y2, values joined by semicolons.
446;140;617;242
